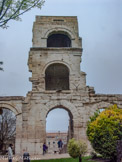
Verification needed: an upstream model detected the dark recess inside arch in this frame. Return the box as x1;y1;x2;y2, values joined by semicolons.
47;34;71;47
45;63;69;90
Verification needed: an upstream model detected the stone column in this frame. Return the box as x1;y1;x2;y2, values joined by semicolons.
15;114;22;154
21;103;29;154
73;119;87;140
34;120;46;155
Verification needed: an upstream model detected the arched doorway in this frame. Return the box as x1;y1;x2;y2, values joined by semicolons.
0;108;16;155
46;107;73;154
47;33;71;47
45;63;69;90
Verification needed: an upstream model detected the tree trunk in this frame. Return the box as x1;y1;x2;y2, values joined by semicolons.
79;155;82;162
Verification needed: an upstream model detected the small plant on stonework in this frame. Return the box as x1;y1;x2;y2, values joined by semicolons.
68;138;87;162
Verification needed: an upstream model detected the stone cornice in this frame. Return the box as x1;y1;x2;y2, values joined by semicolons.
30;47;83;52
0;96;25;101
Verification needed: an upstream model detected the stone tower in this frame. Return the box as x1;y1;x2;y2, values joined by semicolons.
19;16;122;154
0;16;122;155
25;16;88;154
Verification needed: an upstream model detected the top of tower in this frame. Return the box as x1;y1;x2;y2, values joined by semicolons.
35;16;78;23
32;15;82;48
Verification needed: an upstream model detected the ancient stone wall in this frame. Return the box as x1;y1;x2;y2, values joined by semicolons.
0;16;122;155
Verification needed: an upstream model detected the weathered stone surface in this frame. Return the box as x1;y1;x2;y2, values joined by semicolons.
0;16;122;155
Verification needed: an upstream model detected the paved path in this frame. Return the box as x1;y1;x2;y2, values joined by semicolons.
0;153;108;162
0;153;70;162
30;153;70;160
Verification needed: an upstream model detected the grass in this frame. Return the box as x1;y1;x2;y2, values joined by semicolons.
31;156;95;162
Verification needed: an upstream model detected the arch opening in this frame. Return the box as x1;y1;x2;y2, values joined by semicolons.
47;33;71;47
0;107;16;155
46;107;73;154
45;63;69;90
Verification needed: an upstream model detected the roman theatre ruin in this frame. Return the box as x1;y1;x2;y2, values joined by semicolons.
0;16;122;155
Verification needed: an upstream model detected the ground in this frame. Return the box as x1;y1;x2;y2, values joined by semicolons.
0;153;110;162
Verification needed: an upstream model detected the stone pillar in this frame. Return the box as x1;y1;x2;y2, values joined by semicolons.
34;120;46;155
21;103;29;153
73;119;93;153
15;114;22;154
73;119;87;140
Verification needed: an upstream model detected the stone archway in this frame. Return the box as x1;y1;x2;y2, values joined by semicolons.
45;63;70;90
42;100;79;120
0;104;18;154
46;106;74;137
0;107;16;153
47;33;71;47
0;102;22;154
39;100;80;143
42;60;72;75
46;106;73;153
96;101;113;110
0;103;20;115
43;27;75;40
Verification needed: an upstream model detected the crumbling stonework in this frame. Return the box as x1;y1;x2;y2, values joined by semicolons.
0;16;122;155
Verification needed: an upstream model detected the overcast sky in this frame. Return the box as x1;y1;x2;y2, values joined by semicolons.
0;0;122;132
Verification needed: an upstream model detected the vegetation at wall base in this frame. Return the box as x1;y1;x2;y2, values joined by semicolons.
87;104;122;162
68;138;87;162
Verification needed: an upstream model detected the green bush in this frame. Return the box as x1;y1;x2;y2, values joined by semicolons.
68;138;87;162
87;105;122;161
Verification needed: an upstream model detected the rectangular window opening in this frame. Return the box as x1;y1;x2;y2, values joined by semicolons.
53;19;64;22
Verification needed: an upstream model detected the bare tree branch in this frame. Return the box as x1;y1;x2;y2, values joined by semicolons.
0;108;16;153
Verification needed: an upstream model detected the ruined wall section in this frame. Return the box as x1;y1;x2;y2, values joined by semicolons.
21;89;90;154
28;16;87;94
22;16;122;154
1;16;122;155
28;48;87;92
22;88;122;154
88;92;122;117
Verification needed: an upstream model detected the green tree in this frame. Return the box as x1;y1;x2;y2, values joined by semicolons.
87;105;122;162
68;138;87;162
0;0;45;28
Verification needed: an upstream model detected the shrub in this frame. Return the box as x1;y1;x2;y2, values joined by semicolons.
87;105;122;161
68;138;87;162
